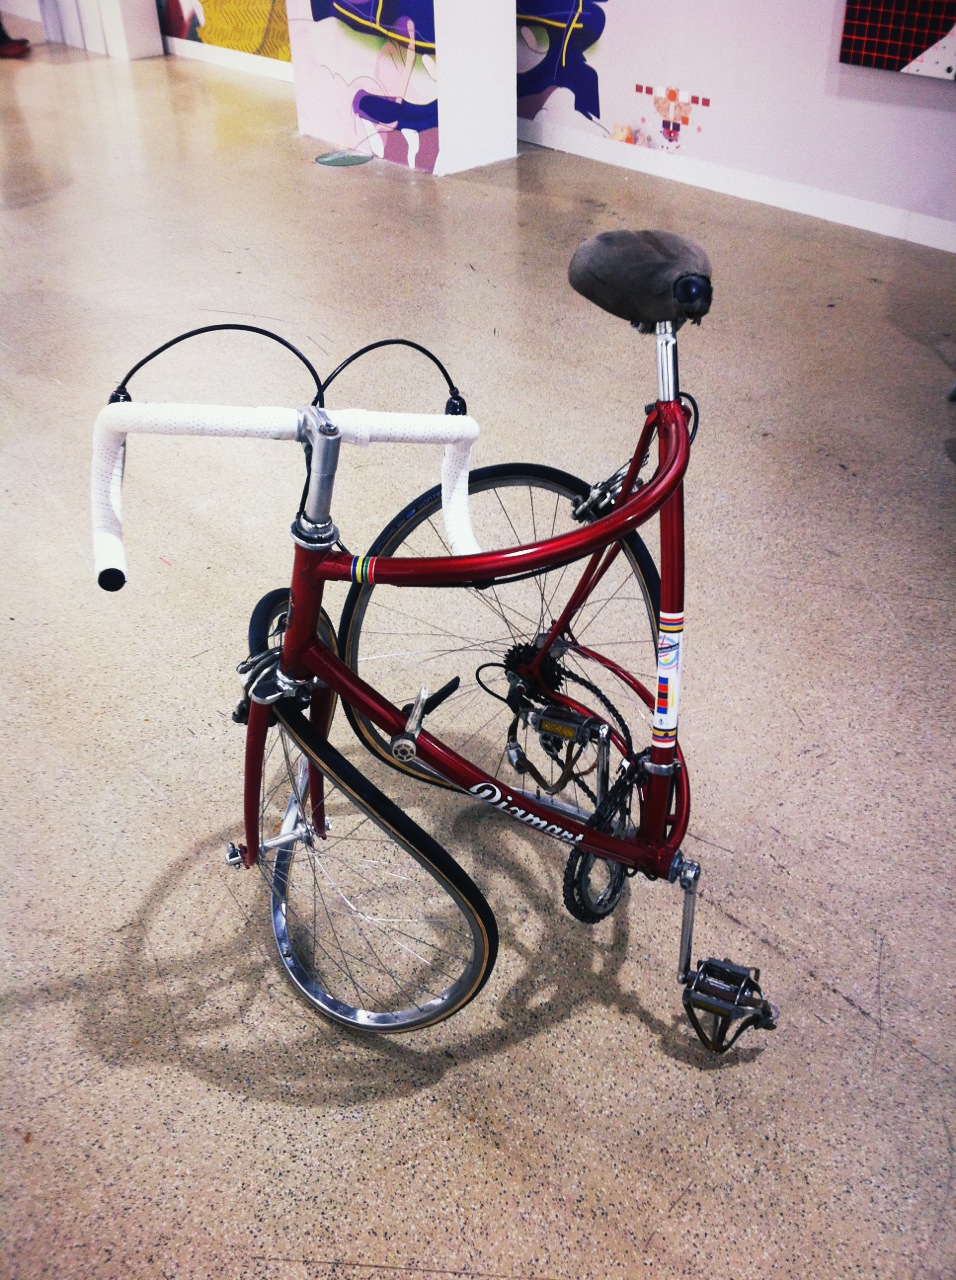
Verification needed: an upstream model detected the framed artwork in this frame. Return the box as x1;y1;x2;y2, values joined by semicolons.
840;2;956;79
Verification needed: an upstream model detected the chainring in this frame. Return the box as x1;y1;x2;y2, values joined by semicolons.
563;849;628;923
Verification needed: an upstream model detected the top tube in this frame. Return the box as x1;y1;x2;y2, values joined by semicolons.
306;399;690;589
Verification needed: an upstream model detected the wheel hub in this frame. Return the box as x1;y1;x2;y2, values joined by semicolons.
502;641;564;693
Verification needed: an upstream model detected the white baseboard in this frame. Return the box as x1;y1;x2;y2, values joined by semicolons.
518;118;956;254
1;0;42;20
165;34;294;82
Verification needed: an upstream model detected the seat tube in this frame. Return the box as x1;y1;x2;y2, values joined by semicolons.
643;324;687;858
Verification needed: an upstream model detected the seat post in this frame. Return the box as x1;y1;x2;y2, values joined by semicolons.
655;321;680;401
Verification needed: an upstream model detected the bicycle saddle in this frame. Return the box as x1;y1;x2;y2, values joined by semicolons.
568;229;712;332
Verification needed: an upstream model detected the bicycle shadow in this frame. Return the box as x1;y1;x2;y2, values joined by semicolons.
448;805;765;1070
6;808;761;1112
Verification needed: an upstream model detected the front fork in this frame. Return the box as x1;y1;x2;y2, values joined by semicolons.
240;481;337;870
241;700;271;868
240;408;343;866
240;682;333;870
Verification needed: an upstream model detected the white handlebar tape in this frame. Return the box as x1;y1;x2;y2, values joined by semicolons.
328;410;481;556
91;402;481;589
91;402;301;589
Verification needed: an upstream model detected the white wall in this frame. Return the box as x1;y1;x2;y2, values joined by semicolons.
2;0;43;19
519;1;956;251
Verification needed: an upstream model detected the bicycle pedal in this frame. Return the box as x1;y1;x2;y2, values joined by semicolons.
400;675;460;721
682;957;778;1054
225;841;245;868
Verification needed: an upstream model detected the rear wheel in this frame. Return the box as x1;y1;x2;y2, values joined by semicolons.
340;464;660;829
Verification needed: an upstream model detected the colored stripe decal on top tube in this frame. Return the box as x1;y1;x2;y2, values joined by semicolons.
351;555;377;584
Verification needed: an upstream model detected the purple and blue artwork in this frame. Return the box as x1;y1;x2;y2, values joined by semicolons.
298;0;439;171
310;1;436;48
516;1;607;122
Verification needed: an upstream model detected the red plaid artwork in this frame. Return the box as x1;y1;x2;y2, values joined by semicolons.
840;1;956;71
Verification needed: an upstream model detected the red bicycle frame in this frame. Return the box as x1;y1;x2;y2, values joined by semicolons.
243;395;691;883
90;282;778;1052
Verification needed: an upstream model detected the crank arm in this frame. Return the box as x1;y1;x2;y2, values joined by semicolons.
671;855;779;1054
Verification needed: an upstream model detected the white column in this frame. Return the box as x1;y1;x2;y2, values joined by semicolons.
432;0;516;175
38;0;162;57
98;0;163;59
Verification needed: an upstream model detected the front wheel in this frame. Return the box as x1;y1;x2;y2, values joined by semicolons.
255;700;498;1032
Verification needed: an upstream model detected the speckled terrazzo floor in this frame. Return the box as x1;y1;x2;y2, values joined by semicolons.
2;26;955;1280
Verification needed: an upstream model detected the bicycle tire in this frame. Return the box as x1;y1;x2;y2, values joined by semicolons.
248;586;297;653
256;698;498;1032
339;463;661;827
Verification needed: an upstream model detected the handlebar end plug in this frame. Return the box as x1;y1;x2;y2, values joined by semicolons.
98;567;126;592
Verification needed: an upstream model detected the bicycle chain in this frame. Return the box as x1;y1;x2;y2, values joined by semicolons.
561;667;644;833
560;667;634;765
586;759;639;832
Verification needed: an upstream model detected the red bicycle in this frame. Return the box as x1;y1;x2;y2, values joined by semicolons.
91;230;777;1054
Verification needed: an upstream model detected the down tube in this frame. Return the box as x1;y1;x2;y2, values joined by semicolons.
301;640;683;879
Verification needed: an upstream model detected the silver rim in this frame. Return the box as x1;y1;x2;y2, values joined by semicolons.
258;723;487;1031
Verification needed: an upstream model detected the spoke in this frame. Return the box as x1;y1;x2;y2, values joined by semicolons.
354;597;509;651
542;559;576;629
293;864;463;1002
453;697;515;756
281;733;309;819
573;576;645;641
261;720;482;1023
304;783;366;1002
355;634;517;666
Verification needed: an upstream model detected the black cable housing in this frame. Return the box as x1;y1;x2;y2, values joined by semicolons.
110;327;463;508
113;323;326;405
320;337;459;402
111;327;460;413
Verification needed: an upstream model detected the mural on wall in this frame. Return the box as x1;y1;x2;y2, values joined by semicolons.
839;1;956;80
290;1;439;171
158;0;291;60
516;2;711;154
516;1;607;121
614;83;712;152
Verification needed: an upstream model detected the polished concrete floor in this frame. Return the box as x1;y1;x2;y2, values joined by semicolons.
2;25;955;1280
